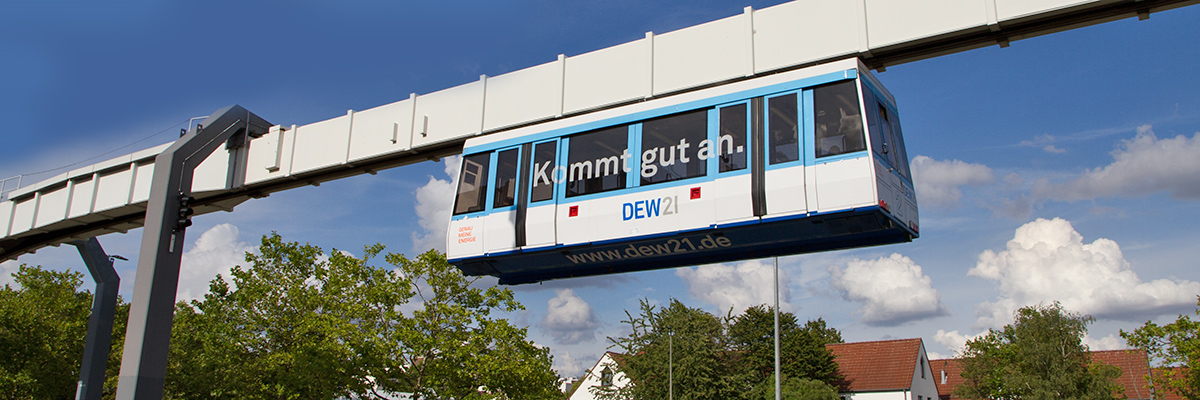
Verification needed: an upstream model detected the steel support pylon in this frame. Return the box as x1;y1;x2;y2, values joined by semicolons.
72;238;121;400
114;105;270;400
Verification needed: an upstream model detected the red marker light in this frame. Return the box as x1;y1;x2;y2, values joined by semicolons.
690;187;701;199
880;200;890;212
569;205;579;217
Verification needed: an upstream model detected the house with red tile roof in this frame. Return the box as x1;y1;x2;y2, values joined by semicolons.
1092;350;1155;400
826;338;940;400
932;349;1158;400
931;358;964;400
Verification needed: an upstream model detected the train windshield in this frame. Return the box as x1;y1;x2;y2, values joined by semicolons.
814;81;867;158
864;85;912;180
453;152;491;215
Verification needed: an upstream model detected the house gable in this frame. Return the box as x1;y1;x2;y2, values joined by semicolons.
827;338;939;400
569;352;628;400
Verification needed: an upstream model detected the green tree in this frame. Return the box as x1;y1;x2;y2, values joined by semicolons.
165;233;559;400
602;300;844;400
1121;296;1200;400
377;249;561;399
747;377;840;400
727;306;841;388
602;299;742;400
0;265;128;400
955;302;1122;400
0;266;90;399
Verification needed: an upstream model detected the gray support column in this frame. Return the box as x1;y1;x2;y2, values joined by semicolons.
72;238;120;400
114;105;271;400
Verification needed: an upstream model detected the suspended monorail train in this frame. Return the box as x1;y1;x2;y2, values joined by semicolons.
447;59;917;284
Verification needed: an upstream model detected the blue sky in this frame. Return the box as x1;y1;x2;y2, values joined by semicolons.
3;0;1199;379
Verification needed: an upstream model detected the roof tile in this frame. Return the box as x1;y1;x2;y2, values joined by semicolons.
827;338;922;392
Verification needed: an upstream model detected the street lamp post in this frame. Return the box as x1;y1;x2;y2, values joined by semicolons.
775;256;781;400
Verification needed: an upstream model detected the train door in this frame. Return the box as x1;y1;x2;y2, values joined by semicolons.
483;146;523;254
524;139;559;249
763;92;807;216
448;152;491;258
714;102;754;224
809;79;875;212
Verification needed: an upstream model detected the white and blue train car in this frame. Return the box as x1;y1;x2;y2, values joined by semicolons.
447;58;917;284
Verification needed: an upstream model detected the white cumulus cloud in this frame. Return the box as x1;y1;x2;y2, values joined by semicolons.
676;260;789;316
829;253;948;326
1084;334;1128;351
542;289;601;345
552;350;594;379
970;218;1200;329
910;155;995;209
933;329;984;358
411;156;460;253
178;223;256;302
1034;126;1200;201
0;260;21;287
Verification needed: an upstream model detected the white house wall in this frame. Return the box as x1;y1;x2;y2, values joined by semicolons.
910;341;941;400
845;391;911;400
3;0;1195;259
569;353;628;400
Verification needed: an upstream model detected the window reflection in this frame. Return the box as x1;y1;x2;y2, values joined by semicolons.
814;80;866;158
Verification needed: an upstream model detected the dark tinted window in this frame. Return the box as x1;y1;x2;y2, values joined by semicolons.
864;87;886;157
453;152;490;215
640;109;708;186
566;126;628;197
530;141;557;202
492;148;519;208
768;94;799;164
891;113;911;180
718;104;748;172
814;80;867;158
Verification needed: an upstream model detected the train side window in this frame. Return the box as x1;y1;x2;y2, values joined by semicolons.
864;87;886;157
814;80;866;158
566;126;629;197
530;141;557;202
880;104;896;166
768;94;799;165
719;104;748;172
641;108;708;186
492;148;520;208
453;152;491;215
891;114;912;179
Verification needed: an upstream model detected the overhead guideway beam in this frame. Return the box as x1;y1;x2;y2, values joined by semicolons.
1;0;1197;262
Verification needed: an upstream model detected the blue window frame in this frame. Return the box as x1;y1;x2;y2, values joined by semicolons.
529;140;558;203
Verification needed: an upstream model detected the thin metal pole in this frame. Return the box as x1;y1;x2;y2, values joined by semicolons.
669;331;673;400
774;256;780;400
